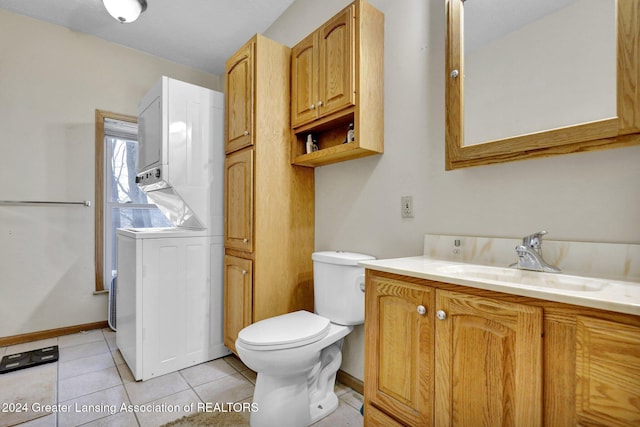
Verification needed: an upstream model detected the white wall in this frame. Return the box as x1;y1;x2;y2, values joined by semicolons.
265;0;640;381
0;9;221;338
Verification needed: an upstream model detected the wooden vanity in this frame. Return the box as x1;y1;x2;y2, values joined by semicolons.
362;265;640;426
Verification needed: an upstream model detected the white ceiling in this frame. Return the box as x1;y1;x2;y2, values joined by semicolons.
0;0;295;75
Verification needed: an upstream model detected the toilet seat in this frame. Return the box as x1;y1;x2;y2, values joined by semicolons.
237;311;330;351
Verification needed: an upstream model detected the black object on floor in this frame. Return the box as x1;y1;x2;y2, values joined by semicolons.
0;345;59;374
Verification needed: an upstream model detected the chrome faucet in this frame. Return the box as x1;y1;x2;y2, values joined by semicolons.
510;231;561;273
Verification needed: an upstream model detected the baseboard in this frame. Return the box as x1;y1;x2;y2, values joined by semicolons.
0;321;109;347
337;369;364;395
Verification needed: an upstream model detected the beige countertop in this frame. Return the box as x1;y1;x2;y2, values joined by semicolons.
360;256;640;316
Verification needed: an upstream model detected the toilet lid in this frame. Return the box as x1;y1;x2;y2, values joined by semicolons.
237;311;330;350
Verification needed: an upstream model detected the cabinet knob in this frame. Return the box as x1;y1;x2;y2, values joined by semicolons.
417;305;426;315
241;270;247;275
317;100;323;107
243;130;249;136
436;310;447;320
242;238;248;243
450;69;459;79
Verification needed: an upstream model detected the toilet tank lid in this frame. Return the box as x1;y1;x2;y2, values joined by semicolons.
312;251;375;266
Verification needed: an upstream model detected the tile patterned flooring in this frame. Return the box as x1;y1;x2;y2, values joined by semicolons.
0;329;364;427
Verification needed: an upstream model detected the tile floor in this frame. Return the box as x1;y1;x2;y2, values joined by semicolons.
0;328;364;427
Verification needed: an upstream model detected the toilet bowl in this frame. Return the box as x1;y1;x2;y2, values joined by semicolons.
235;251;374;427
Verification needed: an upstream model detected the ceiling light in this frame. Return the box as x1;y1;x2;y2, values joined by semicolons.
103;0;147;24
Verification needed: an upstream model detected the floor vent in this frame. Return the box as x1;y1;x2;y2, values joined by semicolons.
108;276;117;331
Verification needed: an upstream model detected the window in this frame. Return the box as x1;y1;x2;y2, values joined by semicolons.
94;111;171;291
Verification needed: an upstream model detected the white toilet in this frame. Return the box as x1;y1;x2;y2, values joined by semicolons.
235;251;375;427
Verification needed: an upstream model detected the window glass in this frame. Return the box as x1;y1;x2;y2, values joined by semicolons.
104;130;172;286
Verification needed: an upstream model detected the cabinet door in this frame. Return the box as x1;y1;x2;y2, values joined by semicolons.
435;290;543;427
223;255;253;354
224;148;253;252
365;275;434;426
291;32;318;128
318;5;355;117
226;42;253;154
576;316;640;426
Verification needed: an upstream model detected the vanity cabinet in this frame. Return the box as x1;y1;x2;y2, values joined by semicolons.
365;272;542;426
364;270;640;426
223;34;315;355
290;0;384;167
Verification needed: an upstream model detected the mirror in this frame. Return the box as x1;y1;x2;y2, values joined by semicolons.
445;0;640;170
464;0;616;146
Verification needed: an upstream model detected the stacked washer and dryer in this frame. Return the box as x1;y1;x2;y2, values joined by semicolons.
115;77;230;381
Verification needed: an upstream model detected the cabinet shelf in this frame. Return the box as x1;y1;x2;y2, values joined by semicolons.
293;142;377;167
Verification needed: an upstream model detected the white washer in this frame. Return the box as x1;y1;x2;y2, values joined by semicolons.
116;228;229;381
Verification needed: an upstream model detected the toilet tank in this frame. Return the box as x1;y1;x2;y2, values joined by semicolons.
312;251;375;326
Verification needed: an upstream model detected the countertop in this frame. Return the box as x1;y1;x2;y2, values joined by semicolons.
359;256;640;316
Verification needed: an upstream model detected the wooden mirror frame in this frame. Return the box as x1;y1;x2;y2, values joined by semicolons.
445;0;640;170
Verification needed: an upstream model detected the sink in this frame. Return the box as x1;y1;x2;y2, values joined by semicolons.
436;264;609;292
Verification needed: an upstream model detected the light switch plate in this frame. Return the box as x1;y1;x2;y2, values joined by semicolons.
401;195;413;218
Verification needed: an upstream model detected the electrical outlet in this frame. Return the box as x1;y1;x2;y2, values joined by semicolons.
401;196;413;218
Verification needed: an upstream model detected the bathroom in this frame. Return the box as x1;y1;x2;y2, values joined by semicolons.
0;0;638;426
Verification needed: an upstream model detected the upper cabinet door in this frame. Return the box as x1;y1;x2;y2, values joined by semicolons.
291;5;355;129
318;5;355;118
291;32;318;128
225;42;254;154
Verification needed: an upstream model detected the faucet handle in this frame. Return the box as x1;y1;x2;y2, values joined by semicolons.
523;230;548;249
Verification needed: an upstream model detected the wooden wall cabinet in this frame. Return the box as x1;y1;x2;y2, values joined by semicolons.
291;5;355;128
223;34;315;355
290;0;384;167
365;271;640;426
